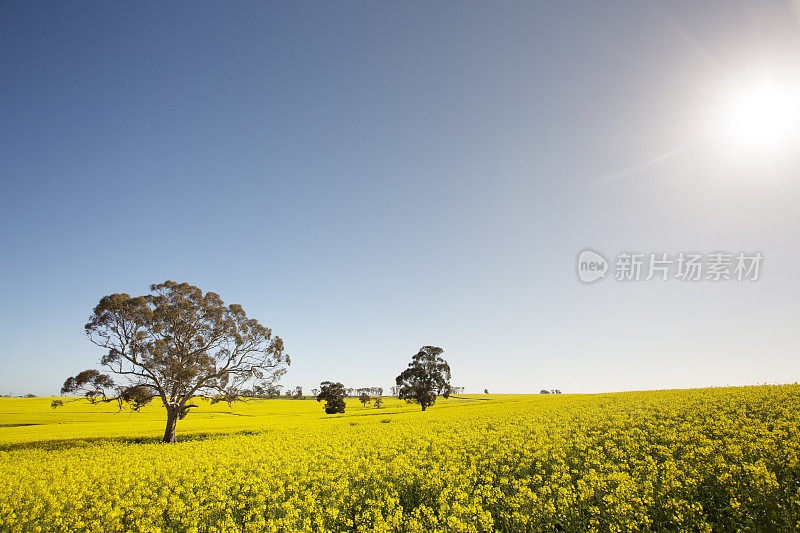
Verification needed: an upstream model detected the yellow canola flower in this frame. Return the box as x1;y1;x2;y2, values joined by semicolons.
0;386;799;531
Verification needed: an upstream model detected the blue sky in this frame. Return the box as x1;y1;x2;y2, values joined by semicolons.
2;1;799;396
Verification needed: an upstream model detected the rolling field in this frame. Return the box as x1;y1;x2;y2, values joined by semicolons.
2;386;800;532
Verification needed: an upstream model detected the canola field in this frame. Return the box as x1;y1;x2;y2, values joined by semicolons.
1;386;800;532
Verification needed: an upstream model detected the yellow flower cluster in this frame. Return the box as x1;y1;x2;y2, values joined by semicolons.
1;386;799;532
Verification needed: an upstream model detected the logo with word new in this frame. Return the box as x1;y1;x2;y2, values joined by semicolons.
577;249;609;283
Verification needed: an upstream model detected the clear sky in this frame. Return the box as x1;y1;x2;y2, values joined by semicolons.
2;1;799;396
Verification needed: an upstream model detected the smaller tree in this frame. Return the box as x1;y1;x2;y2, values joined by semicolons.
540;389;550;394
293;386;303;399
373;396;383;408
395;346;451;411
316;381;346;414
359;392;371;406
484;389;489;394
311;388;319;397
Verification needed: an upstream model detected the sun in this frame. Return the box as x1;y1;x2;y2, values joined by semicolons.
716;76;800;154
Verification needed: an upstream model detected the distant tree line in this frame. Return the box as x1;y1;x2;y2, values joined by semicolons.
389;385;464;396
239;385;389;400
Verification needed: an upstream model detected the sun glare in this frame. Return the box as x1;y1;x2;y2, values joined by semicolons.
717;77;800;154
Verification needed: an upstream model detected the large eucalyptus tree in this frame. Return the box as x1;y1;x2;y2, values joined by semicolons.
61;281;289;442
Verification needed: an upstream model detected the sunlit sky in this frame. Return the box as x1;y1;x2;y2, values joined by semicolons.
2;1;800;396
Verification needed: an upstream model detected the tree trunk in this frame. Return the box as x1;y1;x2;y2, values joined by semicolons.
163;407;178;443
421;403;427;412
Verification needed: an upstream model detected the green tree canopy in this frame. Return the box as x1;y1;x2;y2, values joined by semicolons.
395;346;451;411
316;381;346;414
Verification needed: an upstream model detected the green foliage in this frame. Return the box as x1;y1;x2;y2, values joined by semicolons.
316;381;346;414
61;370;115;401
358;392;371;406
395;346;451;411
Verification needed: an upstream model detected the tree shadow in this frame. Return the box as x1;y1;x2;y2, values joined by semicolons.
0;428;269;452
